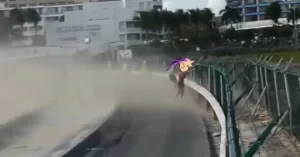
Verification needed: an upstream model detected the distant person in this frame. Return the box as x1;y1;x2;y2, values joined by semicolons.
176;71;187;98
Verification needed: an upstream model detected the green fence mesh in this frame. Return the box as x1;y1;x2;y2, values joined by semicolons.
138;55;300;157
192;57;299;157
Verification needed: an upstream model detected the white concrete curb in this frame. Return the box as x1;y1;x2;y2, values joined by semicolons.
130;71;227;157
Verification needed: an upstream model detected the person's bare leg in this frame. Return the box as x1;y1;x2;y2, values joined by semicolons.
176;85;181;97
176;89;180;97
180;87;184;98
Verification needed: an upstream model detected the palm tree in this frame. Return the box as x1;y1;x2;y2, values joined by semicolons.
161;10;177;38
188;8;203;41
134;11;153;41
173;9;189;36
8;8;26;40
201;8;214;30
9;8;25;29
265;2;282;24
287;7;300;25
219;6;241;28
25;8;41;35
151;9;163;35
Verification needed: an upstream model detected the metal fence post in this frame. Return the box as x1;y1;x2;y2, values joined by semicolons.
199;74;202;86
213;70;218;120
255;65;259;82
273;71;281;117
208;67;211;91
226;82;241;157
284;74;293;134
220;75;224;107
213;70;217;96
207;67;211;110
232;63;236;82
259;66;265;90
264;67;270;112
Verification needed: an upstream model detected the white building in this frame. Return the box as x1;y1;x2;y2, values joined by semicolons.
44;0;163;51
0;4;85;46
0;0;162;48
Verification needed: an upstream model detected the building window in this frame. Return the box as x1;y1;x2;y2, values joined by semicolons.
245;15;258;22
46;7;58;14
47;2;56;6
258;0;270;3
133;11;140;18
153;5;162;10
244;8;256;14
38;8;43;14
119;21;125;32
89;31;98;36
118;45;126;50
259;7;266;13
61;37;77;41
126;21;138;28
9;4;17;8
46;16;59;21
142;33;155;40
59;16;65;22
66;6;73;11
139;2;144;10
244;0;255;5
281;4;288;12
79;5;83;10
146;2;152;10
127;33;140;40
120;34;126;42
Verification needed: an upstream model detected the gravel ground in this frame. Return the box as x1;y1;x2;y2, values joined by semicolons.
236;102;300;157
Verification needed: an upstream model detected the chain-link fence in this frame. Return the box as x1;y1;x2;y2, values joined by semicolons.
193;55;300;157
113;52;300;157
231;56;300;136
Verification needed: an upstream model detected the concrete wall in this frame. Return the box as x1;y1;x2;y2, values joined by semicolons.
45;0;162;48
45;2;133;48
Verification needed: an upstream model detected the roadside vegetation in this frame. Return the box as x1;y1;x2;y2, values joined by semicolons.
132;2;300;62
0;7;41;42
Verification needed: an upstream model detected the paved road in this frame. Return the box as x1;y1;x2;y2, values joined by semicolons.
0;56;210;157
0;57;116;157
84;105;210;157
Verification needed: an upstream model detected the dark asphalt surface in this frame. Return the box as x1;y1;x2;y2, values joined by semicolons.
84;106;210;157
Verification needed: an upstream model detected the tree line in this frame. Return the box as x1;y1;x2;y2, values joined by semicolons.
133;2;300;53
1;7;41;39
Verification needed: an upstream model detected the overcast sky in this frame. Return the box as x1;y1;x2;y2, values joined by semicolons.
163;0;226;14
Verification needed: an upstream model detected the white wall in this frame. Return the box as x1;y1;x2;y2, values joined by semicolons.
45;0;162;48
45;3;121;47
45;1;137;48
